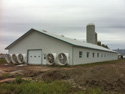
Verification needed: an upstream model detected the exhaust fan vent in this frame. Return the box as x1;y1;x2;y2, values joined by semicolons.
5;54;12;63
11;54;18;64
42;30;47;32
57;53;69;65
61;35;64;37
46;53;56;65
17;54;26;64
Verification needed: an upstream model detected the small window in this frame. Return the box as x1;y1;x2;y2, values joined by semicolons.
87;52;89;58
93;53;95;58
105;54;106;57
101;53;103;57
34;56;36;57
30;56;32;58
97;53;99;57
79;51;82;58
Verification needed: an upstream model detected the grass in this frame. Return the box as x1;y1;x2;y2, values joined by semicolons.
0;77;123;94
0;59;124;94
2;73;10;78
0;77;84;94
0;58;7;64
76;59;124;67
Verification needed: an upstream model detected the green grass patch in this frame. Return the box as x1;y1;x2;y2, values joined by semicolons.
0;78;84;94
0;78;123;94
76;59;124;67
2;73;10;78
0;58;7;64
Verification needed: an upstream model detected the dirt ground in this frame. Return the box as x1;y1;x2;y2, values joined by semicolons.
0;60;125;93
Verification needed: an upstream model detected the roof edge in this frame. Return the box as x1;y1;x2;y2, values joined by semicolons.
5;28;117;53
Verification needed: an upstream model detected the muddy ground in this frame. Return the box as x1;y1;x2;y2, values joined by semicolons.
0;60;125;93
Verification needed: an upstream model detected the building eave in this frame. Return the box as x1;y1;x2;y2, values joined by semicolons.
5;28;117;53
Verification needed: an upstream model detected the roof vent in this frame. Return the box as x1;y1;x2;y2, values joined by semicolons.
42;30;47;32
61;35;64;37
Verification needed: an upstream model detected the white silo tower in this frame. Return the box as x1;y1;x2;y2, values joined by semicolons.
86;23;97;44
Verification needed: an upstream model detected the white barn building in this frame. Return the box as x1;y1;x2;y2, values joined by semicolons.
5;25;118;65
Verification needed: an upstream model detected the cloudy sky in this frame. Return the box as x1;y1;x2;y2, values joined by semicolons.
1;0;125;53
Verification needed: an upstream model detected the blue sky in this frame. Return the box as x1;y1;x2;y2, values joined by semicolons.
1;0;125;53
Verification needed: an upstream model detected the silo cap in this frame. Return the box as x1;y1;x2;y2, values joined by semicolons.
87;23;95;26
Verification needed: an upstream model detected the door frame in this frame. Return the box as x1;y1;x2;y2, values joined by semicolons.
27;49;42;64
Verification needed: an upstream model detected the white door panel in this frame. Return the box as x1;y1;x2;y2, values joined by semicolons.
28;50;42;64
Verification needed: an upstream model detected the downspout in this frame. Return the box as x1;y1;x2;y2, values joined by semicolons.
72;46;74;65
27;50;29;64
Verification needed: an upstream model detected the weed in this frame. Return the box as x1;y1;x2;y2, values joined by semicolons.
0;80;81;94
86;88;102;94
2;73;10;78
0;80;123;94
0;58;7;64
14;76;24;84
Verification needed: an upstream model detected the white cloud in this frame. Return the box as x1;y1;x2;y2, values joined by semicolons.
0;43;8;53
1;0;125;53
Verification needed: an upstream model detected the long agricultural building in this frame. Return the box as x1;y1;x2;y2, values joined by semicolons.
5;24;118;65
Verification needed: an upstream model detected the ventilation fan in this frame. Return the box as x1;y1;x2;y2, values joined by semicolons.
17;54;26;64
57;53;69;65
11;54;18;64
5;54;12;64
46;53;56;65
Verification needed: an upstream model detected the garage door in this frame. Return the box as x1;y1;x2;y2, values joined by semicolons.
28;50;42;64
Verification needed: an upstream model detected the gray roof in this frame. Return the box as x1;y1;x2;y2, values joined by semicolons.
5;28;116;53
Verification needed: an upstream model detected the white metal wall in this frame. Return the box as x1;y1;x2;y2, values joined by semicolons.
73;46;118;65
8;31;118;65
8;31;73;65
